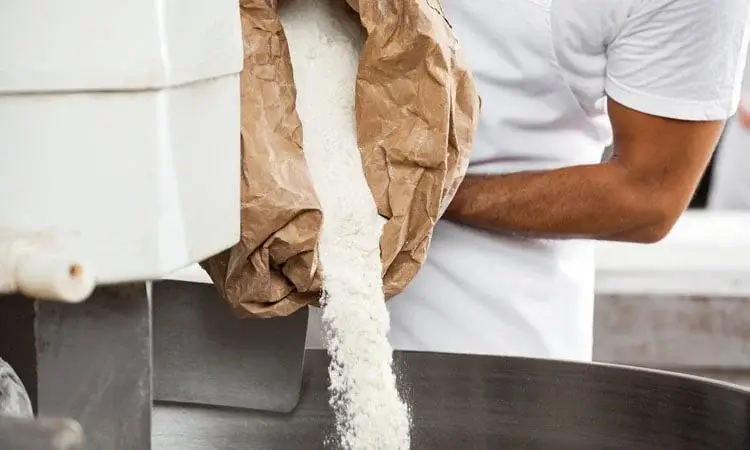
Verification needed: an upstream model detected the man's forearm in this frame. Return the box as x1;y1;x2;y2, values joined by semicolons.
444;162;683;243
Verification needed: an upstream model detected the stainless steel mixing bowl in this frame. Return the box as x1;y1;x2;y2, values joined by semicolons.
153;350;750;449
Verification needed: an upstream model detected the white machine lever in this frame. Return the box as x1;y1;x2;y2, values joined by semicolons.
0;235;94;303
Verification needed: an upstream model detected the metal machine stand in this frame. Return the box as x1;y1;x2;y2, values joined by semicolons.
0;284;152;449
0;281;309;449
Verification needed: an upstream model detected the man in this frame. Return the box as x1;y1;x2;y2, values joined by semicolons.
386;0;750;361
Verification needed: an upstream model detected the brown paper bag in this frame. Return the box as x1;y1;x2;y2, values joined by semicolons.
200;0;323;318
353;0;480;297
203;0;479;318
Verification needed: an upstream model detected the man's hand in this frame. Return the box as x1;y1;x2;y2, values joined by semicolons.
443;97;724;243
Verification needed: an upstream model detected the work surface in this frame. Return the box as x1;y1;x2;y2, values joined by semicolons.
153;350;750;450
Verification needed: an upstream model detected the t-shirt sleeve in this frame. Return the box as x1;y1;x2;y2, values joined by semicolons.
605;0;750;121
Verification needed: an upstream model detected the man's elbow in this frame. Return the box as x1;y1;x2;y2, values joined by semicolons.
627;218;675;244
618;194;683;244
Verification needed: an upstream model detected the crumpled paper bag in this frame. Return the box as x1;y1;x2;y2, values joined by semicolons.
352;0;480;297
201;0;324;318
202;0;479;317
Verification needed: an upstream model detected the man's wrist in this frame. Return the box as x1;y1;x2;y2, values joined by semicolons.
443;175;483;223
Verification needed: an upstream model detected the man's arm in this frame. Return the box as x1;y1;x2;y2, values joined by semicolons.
443;98;724;243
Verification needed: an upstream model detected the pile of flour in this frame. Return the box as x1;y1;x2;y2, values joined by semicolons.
280;1;411;449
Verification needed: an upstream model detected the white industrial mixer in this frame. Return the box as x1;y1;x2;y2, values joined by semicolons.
0;0;242;302
0;2;271;449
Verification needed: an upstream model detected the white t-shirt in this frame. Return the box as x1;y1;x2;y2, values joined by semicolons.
306;0;750;361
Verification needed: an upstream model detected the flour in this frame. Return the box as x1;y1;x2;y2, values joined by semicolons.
279;1;411;449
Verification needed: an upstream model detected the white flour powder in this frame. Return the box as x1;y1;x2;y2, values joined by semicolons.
280;1;411;449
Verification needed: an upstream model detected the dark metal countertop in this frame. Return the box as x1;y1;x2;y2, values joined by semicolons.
153;350;750;449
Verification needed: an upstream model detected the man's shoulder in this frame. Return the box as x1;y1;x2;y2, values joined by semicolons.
550;0;633;48
553;0;748;44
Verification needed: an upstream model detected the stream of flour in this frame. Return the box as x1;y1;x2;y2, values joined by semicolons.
280;0;412;448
